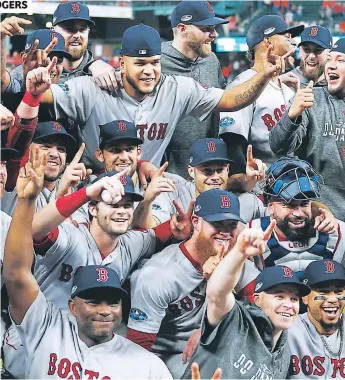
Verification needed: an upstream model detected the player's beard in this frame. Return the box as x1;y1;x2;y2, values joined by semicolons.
186;34;212;58
275;215;315;243
300;59;325;82
66;40;88;61
195;231;222;264
44;163;66;183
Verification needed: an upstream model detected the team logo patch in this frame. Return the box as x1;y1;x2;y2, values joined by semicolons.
181;15;192;22
152;203;162;210
189;156;193;164
139;50;147;55
303;279;308;284
282;266;293;278
25;43;31;51
264;27;276;35
255;282;263;291
219;116;235;128
71;285;78;294
220;194;231;209
194;204;201;212
71;2;80;13
57;83;70;94
130;308;148;321
309;26;318;37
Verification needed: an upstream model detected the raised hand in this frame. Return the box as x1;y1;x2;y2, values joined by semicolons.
314;207;338;234
264;46;295;78
234;219;276;258
16;147;47;200
202;243;227;281
90;60;123;93
0;16;31;39
246;145;267;183
138;161;161;190
56;143;92;198
170;200;195;240
0;104;14;131
279;71;300;92
85;168;129;203
191;362;222;380
143;162;176;203
26;57;58;96
288;80;314;119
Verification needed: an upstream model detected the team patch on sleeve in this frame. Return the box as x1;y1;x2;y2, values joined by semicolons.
130;308;148;321
220;116;235;128
57;83;70;94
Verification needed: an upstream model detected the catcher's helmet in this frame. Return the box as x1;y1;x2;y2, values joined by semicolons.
261;157;323;203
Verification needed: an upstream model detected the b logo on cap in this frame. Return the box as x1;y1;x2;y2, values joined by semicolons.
71;2;80;13
120;175;127;185
309;26;318;37
51;32;59;42
96;267;109;282
220;195;231;209
205;1;214;14
207;141;216;153
52;122;62;132
282;266;293;278
324;260;335;274
117;121;127;132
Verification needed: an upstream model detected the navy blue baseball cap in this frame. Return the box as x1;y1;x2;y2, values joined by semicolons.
100;120;143;150
303;260;345;287
1;148;19;161
298;26;333;50
33;122;77;158
120;24;161;57
71;265;128;299
171;1;228;28
189;138;233;167
53;2;94;27
255;266;310;296
24;29;72;60
194;189;244;223
330;37;345;54
93;171;144;202
247;15;304;49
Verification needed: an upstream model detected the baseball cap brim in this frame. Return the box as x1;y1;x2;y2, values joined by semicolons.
202;212;244;224
280;24;305;38
298;38;329;49
53;17;95;27
100;136;144;150
260;281;310;297
124;191;144;202
34;133;77;159
1;148;19;161
191;157;234;167
49;50;73;61
193;16;229;26
307;277;345;288
73;285;128;300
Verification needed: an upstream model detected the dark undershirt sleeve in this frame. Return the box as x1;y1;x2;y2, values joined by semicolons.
219;132;248;175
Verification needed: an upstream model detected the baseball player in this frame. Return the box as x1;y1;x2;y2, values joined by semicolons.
127;189;245;378
270;38;345;221
36;22;286;171
2;156;172;378
236;157;344;298
182;222;311;379
288;259;345;379
219;15;303;168
290;25;333;88
133;138;268;229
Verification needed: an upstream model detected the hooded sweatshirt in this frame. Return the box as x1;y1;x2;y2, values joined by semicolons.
290;66;327;88
161;41;225;177
269;86;345;221
182;298;290;379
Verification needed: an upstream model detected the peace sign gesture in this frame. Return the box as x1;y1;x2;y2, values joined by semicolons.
26;57;58;96
170;200;195;240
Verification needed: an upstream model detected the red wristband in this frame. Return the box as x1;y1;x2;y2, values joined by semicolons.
22;91;43;107
56;187;90;218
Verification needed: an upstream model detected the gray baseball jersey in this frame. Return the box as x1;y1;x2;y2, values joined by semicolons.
219;69;295;166
51;75;224;170
128;242;206;379
288;313;345;379
11;290;172;379
151;179;268;225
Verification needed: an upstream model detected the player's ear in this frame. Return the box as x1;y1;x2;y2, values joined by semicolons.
225;164;230;175
191;215;201;231
263;37;271;49
119;55;126;73
187;166;195;180
301;295;309;306
253;293;261;307
68;298;77;317
89;202;98;219
21;52;27;64
137;146;142;160
95;149;105;163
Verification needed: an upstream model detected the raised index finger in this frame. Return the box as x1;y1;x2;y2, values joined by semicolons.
282;47;295;60
156;161;168;177
45;37;58;55
246;144;254;163
14;17;32;25
71;143;85;164
263;219;276;241
191;363;200;380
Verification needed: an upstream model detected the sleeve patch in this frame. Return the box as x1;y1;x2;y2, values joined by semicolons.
130;308;148;321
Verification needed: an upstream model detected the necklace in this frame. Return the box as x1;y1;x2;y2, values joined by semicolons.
319;323;344;359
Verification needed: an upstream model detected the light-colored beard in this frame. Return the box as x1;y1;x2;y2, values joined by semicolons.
66;43;87;61
186;40;211;58
300;59;325;82
195;230;220;263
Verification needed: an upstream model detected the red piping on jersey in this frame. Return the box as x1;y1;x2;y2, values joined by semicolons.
33;228;59;255
152;220;173;243
5;328;23;351
333;224;342;253
126;328;156;351
179;242;203;272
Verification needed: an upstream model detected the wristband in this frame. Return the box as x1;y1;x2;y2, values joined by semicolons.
22;91;43;107
56;187;90;218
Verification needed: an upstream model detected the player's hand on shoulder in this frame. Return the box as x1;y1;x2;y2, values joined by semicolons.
16;146;46;200
90;60;122;93
56;143;92;198
191;362;222;380
0;16;31;39
313;206;338;234
170;200;194;240
86;167;129;203
143;162;176;203
246;145;267;183
138;160;161;190
26;56;58;96
0;104;14;130
288;80;314;119
234;219;276;258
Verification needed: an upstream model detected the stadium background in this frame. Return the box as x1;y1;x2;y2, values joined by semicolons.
1;0;345;82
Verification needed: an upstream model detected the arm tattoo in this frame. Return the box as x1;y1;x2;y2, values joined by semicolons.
235;79;266;107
